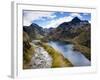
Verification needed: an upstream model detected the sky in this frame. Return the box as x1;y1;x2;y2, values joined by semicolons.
23;10;91;28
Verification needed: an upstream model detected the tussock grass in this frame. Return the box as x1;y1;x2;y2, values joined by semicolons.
41;43;73;67
73;44;91;60
23;45;35;69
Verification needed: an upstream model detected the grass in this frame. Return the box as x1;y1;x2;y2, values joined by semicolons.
23;44;35;69
73;44;91;60
40;43;73;68
62;32;91;61
71;32;91;60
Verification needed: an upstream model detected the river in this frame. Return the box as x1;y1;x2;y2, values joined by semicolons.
48;41;90;66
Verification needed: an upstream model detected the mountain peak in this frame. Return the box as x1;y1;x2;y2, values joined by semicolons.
30;23;39;27
71;17;81;23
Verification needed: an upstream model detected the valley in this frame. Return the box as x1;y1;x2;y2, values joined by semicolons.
23;17;91;69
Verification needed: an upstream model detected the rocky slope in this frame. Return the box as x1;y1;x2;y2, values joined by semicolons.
23;23;44;41
47;17;91;60
23;28;72;69
49;17;90;39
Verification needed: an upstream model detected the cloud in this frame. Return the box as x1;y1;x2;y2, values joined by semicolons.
70;13;82;19
44;16;73;28
23;19;31;26
89;20;91;23
23;11;85;28
43;13;83;28
23;11;56;26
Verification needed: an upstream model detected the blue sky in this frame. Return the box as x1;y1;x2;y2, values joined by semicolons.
23;10;91;28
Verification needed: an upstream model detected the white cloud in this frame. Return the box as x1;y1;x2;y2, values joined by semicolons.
70;13;82;19
23;11;84;28
23;19;31;26
89;20;91;23
44;16;73;28
43;13;83;28
23;11;56;26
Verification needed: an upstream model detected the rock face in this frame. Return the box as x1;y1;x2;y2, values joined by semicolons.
30;47;52;68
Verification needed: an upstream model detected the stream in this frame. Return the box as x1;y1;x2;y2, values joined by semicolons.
48;41;90;66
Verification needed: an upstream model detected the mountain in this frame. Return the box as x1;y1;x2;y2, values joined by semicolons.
71;17;81;24
57;17;89;29
47;17;91;60
23;16;91;62
23;23;44;40
23;17;90;41
49;17;90;40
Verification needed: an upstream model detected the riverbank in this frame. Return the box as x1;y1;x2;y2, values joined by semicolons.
58;39;91;61
73;44;90;60
40;42;73;67
23;38;90;69
23;43;53;69
23;40;73;69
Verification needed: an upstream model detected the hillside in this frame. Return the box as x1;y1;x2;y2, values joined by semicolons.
23;16;91;69
23;28;73;69
47;17;91;60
